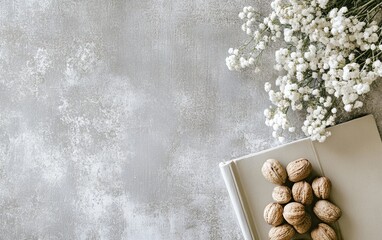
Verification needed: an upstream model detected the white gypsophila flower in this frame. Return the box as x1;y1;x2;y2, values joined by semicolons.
227;0;382;142
264;82;272;92
317;0;329;9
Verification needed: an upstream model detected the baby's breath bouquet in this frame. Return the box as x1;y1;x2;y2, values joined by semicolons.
226;0;382;142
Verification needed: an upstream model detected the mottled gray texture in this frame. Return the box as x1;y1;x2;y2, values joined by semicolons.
0;1;381;240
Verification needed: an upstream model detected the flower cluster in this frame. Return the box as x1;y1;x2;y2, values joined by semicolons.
226;6;282;71
226;0;382;142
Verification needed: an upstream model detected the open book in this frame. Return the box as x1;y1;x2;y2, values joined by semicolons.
220;115;382;240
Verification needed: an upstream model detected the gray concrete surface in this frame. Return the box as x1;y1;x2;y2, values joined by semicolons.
0;0;381;239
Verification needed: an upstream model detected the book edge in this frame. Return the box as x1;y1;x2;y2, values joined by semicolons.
219;162;255;240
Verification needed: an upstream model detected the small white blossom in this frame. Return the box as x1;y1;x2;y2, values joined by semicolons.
227;1;382;142
264;82;272;92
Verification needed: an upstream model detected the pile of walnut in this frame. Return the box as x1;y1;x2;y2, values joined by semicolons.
261;158;341;240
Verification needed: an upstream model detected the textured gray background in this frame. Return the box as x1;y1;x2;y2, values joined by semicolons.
0;1;381;239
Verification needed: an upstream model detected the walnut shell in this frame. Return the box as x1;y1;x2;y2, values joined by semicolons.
264;203;284;226
313;200;342;224
292;181;313;205
293;214;311;234
269;224;296;240
261;159;287;185
283;202;306;225
286;158;312;182
312;176;332;199
311;223;337;240
272;186;292;204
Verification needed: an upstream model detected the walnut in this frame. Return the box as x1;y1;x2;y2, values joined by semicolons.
262;159;287;185
286;158;312;182
264;203;284;226
293;214;311;234
268;224;296;240
272;186;292;204
262;158;340;239
312;176;332;199
311;223;337;240
313;200;342;223
283;202;306;225
292;181;313;205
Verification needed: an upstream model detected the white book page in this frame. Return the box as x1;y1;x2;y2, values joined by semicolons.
226;115;381;239
313;115;382;240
